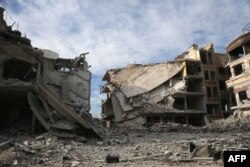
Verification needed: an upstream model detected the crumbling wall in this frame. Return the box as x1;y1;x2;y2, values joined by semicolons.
0;7;102;139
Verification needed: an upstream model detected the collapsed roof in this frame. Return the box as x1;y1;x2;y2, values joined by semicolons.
102;62;184;98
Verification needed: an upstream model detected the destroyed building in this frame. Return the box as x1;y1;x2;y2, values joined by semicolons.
101;44;230;127
226;32;250;111
0;7;103;138
177;44;231;118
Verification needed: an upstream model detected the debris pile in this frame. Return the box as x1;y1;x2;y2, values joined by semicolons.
150;122;191;132
1;130;250;166
210;109;250;132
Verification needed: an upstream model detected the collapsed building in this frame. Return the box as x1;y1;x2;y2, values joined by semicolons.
226;32;250;111
101;44;230;127
0;7;103;138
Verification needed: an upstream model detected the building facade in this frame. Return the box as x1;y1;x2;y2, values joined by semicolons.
178;43;231;118
226;32;250;111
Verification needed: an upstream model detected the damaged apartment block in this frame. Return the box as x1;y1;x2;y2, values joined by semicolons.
226;32;250;111
101;43;230;127
0;7;103;139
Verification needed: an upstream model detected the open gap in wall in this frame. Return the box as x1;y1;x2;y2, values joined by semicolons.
204;71;209;80
231;93;237;106
186;78;202;92
207;52;213;65
173;97;185;110
239;90;248;101
206;104;220;115
162;115;173;122
0;96;45;134
186;62;201;75
188;116;203;126
219;80;227;90
3;58;37;81
175;116;186;124
200;51;207;64
233;64;243;76
187;96;204;111
229;47;244;59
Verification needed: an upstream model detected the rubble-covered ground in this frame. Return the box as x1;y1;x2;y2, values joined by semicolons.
1;111;250;167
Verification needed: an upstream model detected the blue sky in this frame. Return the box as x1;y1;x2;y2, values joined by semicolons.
1;0;249;117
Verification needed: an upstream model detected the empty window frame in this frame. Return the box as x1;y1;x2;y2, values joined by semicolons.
200;50;207;64
173;97;185;110
239;90;247;101
204;70;209;80
233;64;243;76
207;52;213;65
206;87;212;97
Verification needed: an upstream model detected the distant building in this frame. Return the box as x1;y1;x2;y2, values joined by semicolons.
226;32;250;111
101;43;230;127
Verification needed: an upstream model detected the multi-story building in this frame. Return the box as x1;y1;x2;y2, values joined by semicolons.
101;43;230;127
179;43;231;118
226;32;250;110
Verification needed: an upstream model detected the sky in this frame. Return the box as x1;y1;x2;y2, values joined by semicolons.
1;0;249;117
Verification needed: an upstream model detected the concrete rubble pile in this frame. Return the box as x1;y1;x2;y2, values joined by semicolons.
210;109;250;132
0;131;129;166
1;130;250;166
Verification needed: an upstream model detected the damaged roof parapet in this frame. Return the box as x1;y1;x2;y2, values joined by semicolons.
0;7;104;139
101;43;230;127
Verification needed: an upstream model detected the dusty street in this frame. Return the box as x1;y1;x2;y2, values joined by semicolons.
1;125;250;167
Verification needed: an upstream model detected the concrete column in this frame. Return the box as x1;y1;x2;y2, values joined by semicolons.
246;90;250;99
106;121;111;128
227;53;231;63
230;67;235;77
243;45;246;56
235;93;241;106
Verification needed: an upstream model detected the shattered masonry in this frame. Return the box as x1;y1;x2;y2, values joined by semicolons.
101;43;231;127
226;32;250;112
0;7;103;139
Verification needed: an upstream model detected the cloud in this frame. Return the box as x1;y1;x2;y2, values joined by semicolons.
2;0;250;116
